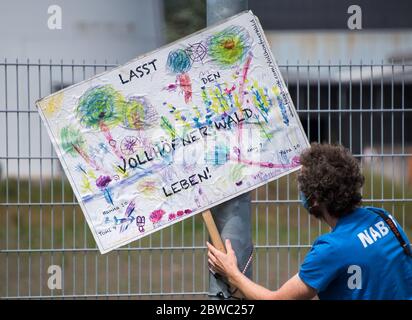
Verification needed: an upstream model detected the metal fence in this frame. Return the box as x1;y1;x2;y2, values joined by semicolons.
1;60;411;299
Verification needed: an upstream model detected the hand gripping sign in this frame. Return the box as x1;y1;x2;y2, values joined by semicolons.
36;11;310;254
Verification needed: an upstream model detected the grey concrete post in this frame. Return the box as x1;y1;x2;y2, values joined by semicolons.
206;0;253;299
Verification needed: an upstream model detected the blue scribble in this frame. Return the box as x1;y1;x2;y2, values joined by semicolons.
98;142;110;154
113;215;135;231
103;188;114;205
252;87;269;123
75;163;87;174
277;95;289;126
118;201;136;233
167;49;192;74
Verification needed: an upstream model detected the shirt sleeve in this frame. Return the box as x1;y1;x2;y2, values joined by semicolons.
298;236;342;292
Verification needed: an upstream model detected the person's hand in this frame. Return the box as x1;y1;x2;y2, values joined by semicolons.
207;239;241;285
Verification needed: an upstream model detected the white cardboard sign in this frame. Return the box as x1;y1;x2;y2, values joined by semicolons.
36;11;310;254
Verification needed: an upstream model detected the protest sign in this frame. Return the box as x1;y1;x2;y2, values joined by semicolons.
37;11;310;254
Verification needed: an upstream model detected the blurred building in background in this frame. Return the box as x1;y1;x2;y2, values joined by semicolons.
0;0;164;178
251;0;412;64
0;0;164;62
251;0;412;184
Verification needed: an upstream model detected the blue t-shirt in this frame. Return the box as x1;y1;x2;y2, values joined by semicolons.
299;206;412;300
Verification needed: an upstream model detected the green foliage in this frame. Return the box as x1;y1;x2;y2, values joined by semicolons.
207;26;251;67
164;0;206;42
76;85;125;129
60;125;85;157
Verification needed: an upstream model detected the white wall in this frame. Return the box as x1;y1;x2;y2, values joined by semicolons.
0;0;164;62
266;30;412;65
0;0;165;178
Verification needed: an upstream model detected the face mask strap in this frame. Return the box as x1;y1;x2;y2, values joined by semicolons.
301;190;315;213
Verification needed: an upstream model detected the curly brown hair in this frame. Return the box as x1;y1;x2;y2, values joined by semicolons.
297;143;364;219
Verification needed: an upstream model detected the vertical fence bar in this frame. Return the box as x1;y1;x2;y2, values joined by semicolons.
38;59;43;298
297;61;302;268
349;60;353;152
27;59;32;298
328;62;331;144
286;60;291;278
71;59;76;298
359;61;363;196
16;58;21;298
92;61;99;298
276;164;279;288
317;61;322;236
391;62;395;219
255;182;259;284
49;59;55;298
81;60;87;297
181;216;184;294
380;61;384;209
60;59;65;298
307;62;311;245
4;58;9;298
370;62;374;205
338;61;342;144
401;61;405;229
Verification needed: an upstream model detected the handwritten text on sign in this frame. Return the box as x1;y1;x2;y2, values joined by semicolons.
37;11;309;253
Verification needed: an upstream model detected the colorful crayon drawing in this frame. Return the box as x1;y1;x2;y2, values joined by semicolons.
120;96;159;130
166;49;193;104
60;125;101;171
40;91;64;117
207;26;251;68
76;85;124;159
36;11;310;254
114;201;136;233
